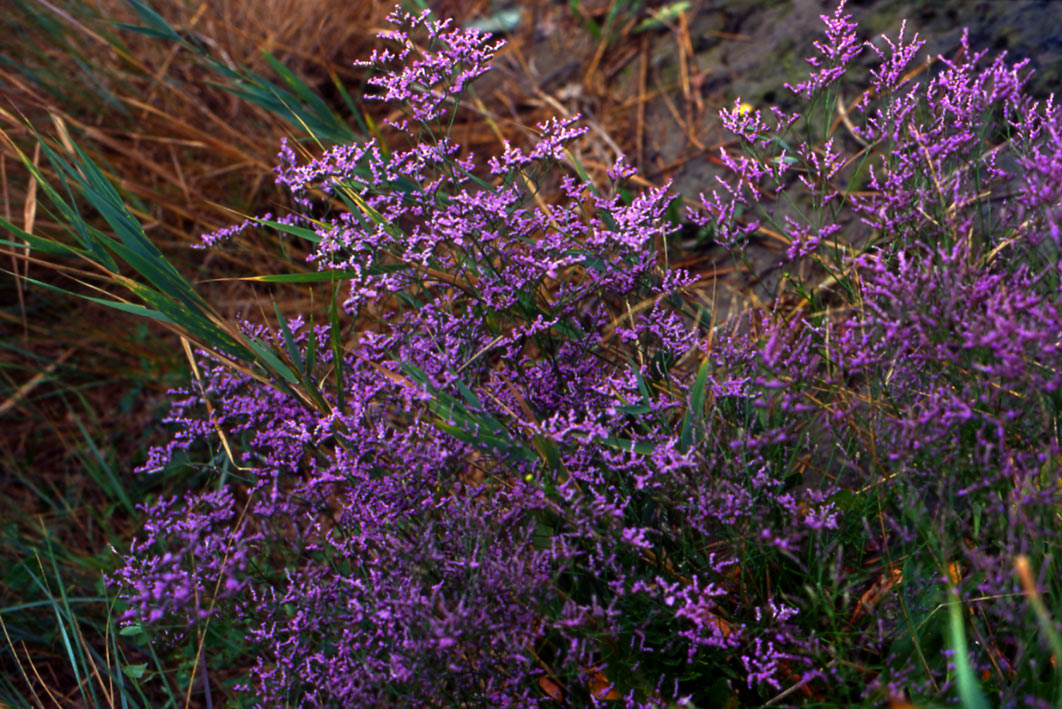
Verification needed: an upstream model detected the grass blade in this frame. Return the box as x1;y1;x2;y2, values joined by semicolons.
947;583;989;709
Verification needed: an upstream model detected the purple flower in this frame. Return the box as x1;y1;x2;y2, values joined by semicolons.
784;1;862;100
110;3;1062;706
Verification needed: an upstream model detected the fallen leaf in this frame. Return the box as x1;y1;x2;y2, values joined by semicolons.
538;676;563;701
588;669;621;701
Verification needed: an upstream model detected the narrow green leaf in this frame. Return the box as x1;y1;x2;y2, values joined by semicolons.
454;378;485;413
119;0;182;42
334;182;406;239
0;220;86;259
332;72;366;131
618;404;652;416
273;302;303;378
58;137;171;266
396;360;430;387
105;233;210;315
14;138;118;269
947;588;988;709
629;358;666;429
633;2;692;33
85;297;176;325
431;419;535;463
117;279;250;357
305;307;317;380
329;286;345;411
70;412;135;515
111;21;181;40
206;265;407;284
678;357;710;453
245;336;299;385
600;437;657;455
251;217;322;243
533;435;563;471
466;8;522;34
260;51;350;138
0;597;104;615
44;549;100;708
14;273;177;325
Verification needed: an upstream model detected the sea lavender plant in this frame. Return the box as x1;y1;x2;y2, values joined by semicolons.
107;2;1062;706
687;0;1062;704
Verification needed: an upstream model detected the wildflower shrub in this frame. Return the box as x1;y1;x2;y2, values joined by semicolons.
110;3;1062;705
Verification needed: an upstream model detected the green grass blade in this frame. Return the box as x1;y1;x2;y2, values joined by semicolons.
69;410;136;516
208;270;362;284
304;307;317;382
273;302;304;379
600;437;658;455
0;219;88;259
10;137;118;270
678;356;710;454
328;285;345;412
117;0;358;144
947;586;989;709
260;50;353;141
244;336;299;386
118;0;182;42
250;216;322;244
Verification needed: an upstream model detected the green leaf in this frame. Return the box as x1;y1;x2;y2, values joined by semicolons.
206;70;353;145
273;302;303;378
465;8;522;34
600;437;657;455
0;220;86;259
245;336;299;385
617;404;652;416
454;378;486;413
210;264;408;284
533;435;563;471
329;285;345;411
305;308;317;380
114;2;361;145
251;216;322;244
36;135;210;317
213;270;353;284
15;272;177;324
332;71;365;129
111;21;180;40
678;356;711;454
432;419;535;464
629;358;668;429
947;590;988;709
119;0;182;42
122;663;148;680
633;2;692;33
12;137;118;270
260;51;345;137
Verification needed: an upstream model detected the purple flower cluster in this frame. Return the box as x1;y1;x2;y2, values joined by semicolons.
690;0;1062;703
784;0;862;100
112;4;1062;706
356;8;503;131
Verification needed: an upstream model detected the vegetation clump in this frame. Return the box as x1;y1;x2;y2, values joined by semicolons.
5;1;1062;706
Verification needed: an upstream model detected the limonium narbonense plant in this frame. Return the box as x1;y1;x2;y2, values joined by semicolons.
687;1;1062;704
111;3;1062;706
